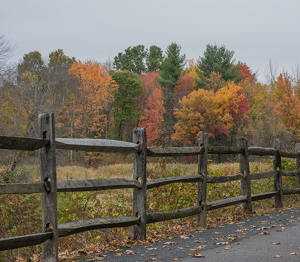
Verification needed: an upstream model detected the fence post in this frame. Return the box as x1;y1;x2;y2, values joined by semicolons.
132;127;147;240
238;137;252;213
295;144;300;196
198;133;208;227
273;139;283;209
38;113;58;262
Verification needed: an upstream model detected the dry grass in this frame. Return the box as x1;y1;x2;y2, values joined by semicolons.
2;159;299;261
52;161;272;181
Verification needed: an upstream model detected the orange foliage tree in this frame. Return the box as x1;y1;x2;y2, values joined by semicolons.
69;61;118;138
139;72;165;146
172;83;248;145
271;73;300;140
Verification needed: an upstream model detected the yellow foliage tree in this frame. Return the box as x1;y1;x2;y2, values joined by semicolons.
172;82;246;145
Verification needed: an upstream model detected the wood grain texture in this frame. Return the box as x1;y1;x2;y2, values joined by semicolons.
282;188;300;195
0;182;46;194
38;113;58;262
207;174;244;183
147;146;204;157
207;146;243;154
57;178;141;192
273;139;283;209
281;170;300;177
250;170;277;180
281;151;298;158
207;195;247;211
132;128;147;240
251;191;277;201
57;216;140;237
147;175;204;189
146;206;202;224
248;147;278;156
0;232;53;251
238;137;252;213
56;138;140;153
0;136;49;151
296;143;300;198
198;133;208;227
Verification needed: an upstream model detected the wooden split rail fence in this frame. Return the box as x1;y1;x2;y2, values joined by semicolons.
1;113;300;261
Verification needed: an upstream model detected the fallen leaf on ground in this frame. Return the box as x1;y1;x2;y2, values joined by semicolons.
234;243;240;245
228;237;237;240
189;253;205;258
195;245;207;249
147;248;157;250
125;250;136;254
272;255;282;258
290;252;298;255
272;242;281;245
115;253;123;256
260;231;270;235
164;241;177;245
148;258;157;260
224;246;231;250
215;242;229;245
235;229;244;232
172;258;178;261
180;235;189;239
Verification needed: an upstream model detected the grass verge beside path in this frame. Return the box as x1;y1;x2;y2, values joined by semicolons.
1;158;299;261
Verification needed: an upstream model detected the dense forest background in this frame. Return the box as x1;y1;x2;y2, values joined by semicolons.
1;34;300;167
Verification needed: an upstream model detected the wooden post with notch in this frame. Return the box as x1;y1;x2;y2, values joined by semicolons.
295;143;300;199
198;133;208;227
238;137;252;213
38;113;58;262
273;139;283;209
132;128;147;240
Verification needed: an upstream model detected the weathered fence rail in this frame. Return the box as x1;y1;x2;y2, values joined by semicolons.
1;113;300;261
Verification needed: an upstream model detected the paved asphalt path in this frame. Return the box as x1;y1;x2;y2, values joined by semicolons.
81;208;300;262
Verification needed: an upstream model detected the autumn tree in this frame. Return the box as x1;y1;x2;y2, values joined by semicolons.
157;42;186;145
197;44;242;89
109;70;143;141
172;83;248;146
172;73;196;109
240;79;277;147
237;61;256;84
17;51;45;83
13;51;53;138
138;72;165;146
270;73;300;142
69;61;118;138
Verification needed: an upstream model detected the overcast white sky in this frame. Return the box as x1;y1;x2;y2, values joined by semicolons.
1;0;299;82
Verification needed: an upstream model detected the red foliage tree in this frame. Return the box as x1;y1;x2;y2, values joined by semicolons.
237;61;256;84
139;72;165;146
